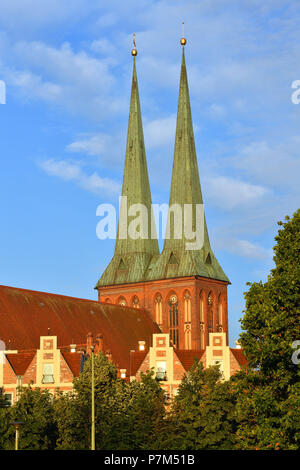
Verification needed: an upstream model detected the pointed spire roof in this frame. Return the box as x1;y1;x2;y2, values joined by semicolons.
165;46;204;249
147;43;229;283
96;53;159;288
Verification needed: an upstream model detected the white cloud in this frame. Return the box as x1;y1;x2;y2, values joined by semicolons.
231;140;300;189
39;159;121;196
66;114;177;165
203;176;269;210
67;134;112;157
144;115;176;148
216;237;273;260
66;132;125;168
6;69;62;101
40;159;81;180
2;39;126;118
90;38;117;56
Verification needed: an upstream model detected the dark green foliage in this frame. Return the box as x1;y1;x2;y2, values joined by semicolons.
54;353;165;450
155;361;237;450
0;394;11;450
240;210;300;384
234;210;300;449
3;386;57;450
53;390;89;450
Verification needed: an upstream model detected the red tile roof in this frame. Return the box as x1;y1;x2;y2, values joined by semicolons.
230;348;248;367
0;285;159;371
175;350;205;372
130;350;148;376
6;352;35;376
61;351;82;377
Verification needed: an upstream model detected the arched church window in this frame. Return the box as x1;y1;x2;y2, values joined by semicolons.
132;296;139;308
105;298;112;304
199;291;204;349
169;294;179;349
208;291;213;332
217;295;223;332
184;291;191;323
184;291;192;349
118;296;127;307
155;294;163;329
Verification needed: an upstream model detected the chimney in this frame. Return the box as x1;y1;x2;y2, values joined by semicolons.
95;334;104;354
138;340;145;351
86;332;94;356
105;349;112;362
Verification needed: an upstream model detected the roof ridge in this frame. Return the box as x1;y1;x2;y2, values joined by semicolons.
0;284;99;304
0;285;151;313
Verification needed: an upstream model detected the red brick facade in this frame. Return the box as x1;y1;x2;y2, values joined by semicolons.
131;333;246;398
1;340;81;405
98;276;228;350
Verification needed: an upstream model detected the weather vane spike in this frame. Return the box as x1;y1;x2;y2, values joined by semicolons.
180;21;187;46
132;33;137;56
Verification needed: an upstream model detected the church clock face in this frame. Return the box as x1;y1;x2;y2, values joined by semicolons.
170;294;178;304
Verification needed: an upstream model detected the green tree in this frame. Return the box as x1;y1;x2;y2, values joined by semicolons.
126;370;165;449
5;386;57;450
53;390;90;450
54;352;165;450
235;210;300;449
160;361;237;450
0;394;11;450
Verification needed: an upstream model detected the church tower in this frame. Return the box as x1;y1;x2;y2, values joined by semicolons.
96;37;230;349
96;45;159;296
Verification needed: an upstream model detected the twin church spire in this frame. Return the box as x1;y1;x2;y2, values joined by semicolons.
96;36;228;288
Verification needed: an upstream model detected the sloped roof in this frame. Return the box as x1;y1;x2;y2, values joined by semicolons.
61;351;82;377
6;352;35;376
230;348;248;367
96;56;159;288
146;48;229;284
0;285;159;371
175;349;205;371
130;350;148;376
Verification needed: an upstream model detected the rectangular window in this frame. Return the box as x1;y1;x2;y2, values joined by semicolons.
156;361;167;381
4;393;13;406
42;363;54;384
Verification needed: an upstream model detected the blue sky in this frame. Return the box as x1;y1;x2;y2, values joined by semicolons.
0;0;299;346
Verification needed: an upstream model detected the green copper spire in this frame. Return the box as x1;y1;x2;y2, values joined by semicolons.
147;44;229;283
96;52;159;288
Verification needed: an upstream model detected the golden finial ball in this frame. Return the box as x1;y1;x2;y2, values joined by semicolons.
131;48;138;56
180;37;187;46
